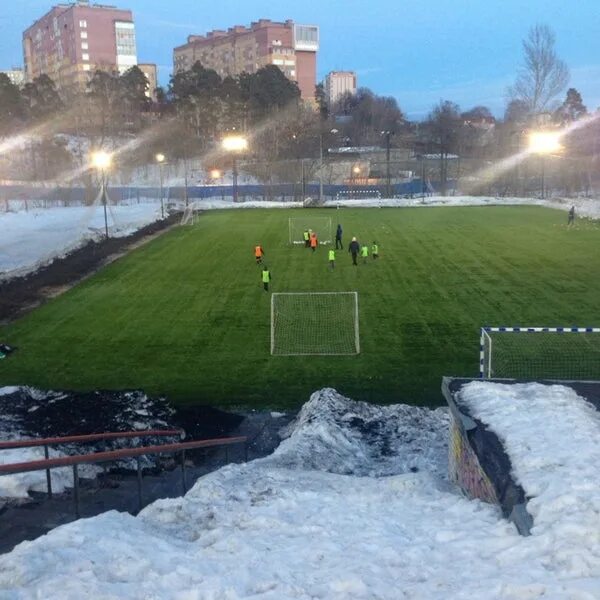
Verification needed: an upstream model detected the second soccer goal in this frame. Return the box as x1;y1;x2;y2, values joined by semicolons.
288;216;332;245
271;292;360;355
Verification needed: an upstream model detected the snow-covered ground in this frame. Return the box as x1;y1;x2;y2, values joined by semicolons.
0;203;163;281
0;386;599;598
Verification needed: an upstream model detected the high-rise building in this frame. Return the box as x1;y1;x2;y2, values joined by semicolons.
174;19;319;101
324;71;357;108
138;63;158;101
22;1;137;90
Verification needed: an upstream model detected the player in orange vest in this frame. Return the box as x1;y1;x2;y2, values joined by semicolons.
254;245;265;264
310;232;318;252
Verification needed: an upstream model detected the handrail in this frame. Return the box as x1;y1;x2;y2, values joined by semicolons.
0;429;183;451
0;435;248;517
0;436;247;475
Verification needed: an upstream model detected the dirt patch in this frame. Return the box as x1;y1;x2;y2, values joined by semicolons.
0;212;183;324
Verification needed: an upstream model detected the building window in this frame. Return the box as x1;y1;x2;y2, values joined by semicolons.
81;42;88;50
82;53;89;61
79;20;87;28
115;22;137;57
83;64;91;71
81;31;88;39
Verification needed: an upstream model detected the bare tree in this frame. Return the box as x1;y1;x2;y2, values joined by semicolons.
509;24;569;114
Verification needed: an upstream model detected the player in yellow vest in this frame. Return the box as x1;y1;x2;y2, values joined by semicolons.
328;249;335;270
261;266;271;292
372;242;379;259
360;243;369;264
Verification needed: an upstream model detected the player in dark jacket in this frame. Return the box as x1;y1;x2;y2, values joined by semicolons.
348;237;360;266
335;224;343;249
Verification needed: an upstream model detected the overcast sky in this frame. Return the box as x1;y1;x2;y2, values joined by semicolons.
2;0;599;119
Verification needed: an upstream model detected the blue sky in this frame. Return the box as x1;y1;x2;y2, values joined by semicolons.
2;0;600;119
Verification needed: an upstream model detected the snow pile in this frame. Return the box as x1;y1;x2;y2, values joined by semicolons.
267;388;449;478
0;204;163;280
460;381;600;567
1;386;599;597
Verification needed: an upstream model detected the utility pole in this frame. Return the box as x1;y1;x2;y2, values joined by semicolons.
319;135;323;203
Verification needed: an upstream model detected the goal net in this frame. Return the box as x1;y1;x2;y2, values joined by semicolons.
480;327;600;380
288;216;332;245
180;201;199;226
271;292;360;355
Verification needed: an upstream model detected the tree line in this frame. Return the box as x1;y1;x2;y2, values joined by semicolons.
0;23;596;195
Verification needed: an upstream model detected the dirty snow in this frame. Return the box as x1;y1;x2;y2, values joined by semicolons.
0;387;599;598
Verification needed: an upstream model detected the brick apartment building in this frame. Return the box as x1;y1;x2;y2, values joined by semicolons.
324;71;357;108
23;1;137;90
174;19;319;100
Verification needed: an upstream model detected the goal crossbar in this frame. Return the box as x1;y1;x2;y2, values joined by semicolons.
479;326;600;380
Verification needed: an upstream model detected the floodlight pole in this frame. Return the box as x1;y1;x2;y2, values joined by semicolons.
159;162;165;218
232;156;239;203
319;134;323;202
540;155;545;199
382;130;392;198
420;155;426;202
101;168;109;239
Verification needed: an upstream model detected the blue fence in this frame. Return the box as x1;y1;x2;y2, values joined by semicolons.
0;179;451;205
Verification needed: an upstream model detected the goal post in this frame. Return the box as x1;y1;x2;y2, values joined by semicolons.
271;292;360;355
180;201;199;226
480;326;600;380
288;216;332;245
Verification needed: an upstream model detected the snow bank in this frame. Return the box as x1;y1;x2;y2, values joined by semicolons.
460;381;600;565
0;204;163;280
1;387;599;598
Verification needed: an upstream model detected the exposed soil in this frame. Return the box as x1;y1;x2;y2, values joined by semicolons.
0;212;183;324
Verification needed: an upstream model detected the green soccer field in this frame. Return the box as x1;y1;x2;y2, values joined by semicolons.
1;205;599;409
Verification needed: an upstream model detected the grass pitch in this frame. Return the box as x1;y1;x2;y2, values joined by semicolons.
1;205;600;409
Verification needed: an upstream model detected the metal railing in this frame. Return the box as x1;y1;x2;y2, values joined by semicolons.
0;431;247;516
0;429;183;501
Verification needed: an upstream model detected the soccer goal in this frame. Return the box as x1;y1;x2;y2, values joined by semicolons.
271;292;360;355
180;201;199;226
288;216;332;245
479;326;600;380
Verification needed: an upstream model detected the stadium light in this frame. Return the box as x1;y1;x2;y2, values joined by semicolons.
210;169;222;180
528;131;562;199
221;135;248;152
528;131;562;155
91;150;112;171
91;151;113;239
222;135;248;202
155;153;167;219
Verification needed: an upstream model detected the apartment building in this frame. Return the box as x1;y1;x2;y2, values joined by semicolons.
324;71;357;107
174;19;319;100
23;1;137;90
